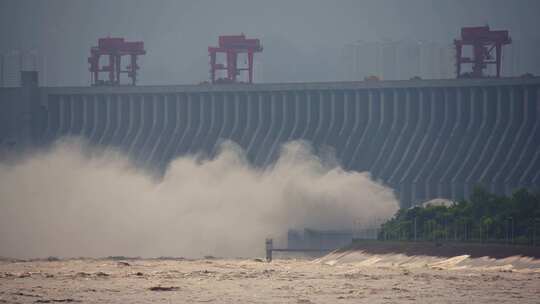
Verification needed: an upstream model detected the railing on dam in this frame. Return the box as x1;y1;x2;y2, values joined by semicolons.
1;76;540;207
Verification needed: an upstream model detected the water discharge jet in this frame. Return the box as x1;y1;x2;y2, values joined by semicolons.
0;138;398;259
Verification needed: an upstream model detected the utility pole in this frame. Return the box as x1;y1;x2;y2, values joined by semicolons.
414;217;417;242
506;217;514;245
506;218;509;244
479;222;483;243
444;218;448;241
265;238;273;262
0;53;4;87
511;217;514;244
534;219;538;247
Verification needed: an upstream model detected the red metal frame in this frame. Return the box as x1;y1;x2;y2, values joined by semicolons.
454;26;511;78
88;37;146;86
208;34;263;84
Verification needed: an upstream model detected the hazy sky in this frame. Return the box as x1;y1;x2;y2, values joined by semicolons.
1;0;539;85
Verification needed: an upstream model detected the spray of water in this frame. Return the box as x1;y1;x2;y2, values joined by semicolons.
0;138;398;258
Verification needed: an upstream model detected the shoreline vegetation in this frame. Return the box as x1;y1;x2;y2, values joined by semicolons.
379;187;540;246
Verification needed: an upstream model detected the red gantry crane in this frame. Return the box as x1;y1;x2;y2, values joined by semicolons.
208;34;263;84
88;37;146;86
454;26;511;78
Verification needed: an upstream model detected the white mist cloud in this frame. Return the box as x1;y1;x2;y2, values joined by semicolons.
0;139;398;258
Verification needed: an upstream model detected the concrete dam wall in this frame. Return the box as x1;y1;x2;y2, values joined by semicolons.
1;76;539;207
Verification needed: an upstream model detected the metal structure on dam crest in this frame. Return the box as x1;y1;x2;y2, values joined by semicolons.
2;73;539;207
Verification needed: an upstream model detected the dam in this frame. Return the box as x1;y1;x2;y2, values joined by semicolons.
1;72;539;207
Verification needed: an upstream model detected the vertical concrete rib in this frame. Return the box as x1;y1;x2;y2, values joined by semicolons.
62;96;71;136
342;91;361;167
390;89;421;184
256;93;277;165
264;92;281;164
70;95;84;136
519;87;540;185
160;94;180;165
467;88;499;188
456;89;488;192
371;89;397;177
428;88;455;196
412;89;436;183
116;95;132;147
200;93;217;154
506;87;535;186
533;166;540;187
337;91;349;138
92;95;108;145
88;96;99;143
336;91;355;162
299;92;312;141
42;96;52;143
479;87;510;192
212;93;229;152
189;93;213;154
139;95;158;162
199;94;214;154
187;93;205;154
107;95;120;146
328;91;345;151
279;92;296;145
400;89;429;188
58;96;68;137
228;93;244;145
363;90;386;172
311;91;325;149
54;96;65;139
128;95;145;157
493;87;525;194
348;90;373;169
318;91;329;145
240;93;255;148
451;88;479;198
98;95;112;146
266;92;290;165
148;95;169;165
176;93;196;156
213;93;227;153
120;95;135;151
171;94;194;157
413;89;442;199
440;89;470;199
68;96;75;136
80;95;89;141
41;95;52;143
321;91;336;147
107;95;120;147
207;93;226;155
286;92;301;142
380;90;406;181
246;93;263;161
438;89;463;189
390;90;420;202
532;142;540;185
109;95;123;146
249;92;269;164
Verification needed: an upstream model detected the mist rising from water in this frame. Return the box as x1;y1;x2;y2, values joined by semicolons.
0;139;398;258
